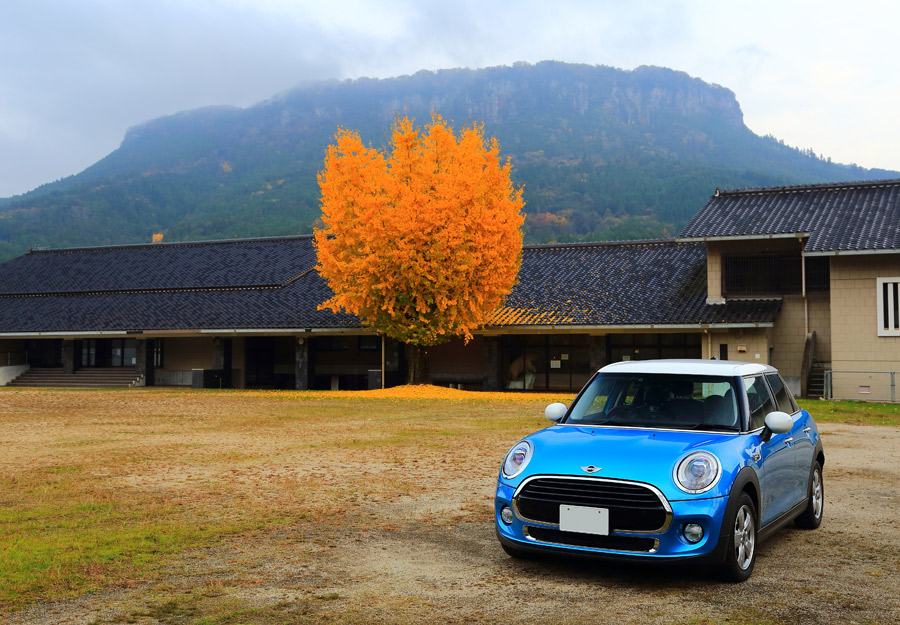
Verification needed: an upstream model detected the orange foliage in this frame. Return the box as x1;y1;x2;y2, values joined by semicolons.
151;232;164;243
314;114;525;347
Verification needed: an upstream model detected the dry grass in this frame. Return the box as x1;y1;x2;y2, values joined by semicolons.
1;386;899;625
0;386;570;614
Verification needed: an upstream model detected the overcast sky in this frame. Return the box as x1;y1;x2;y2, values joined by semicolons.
2;0;898;198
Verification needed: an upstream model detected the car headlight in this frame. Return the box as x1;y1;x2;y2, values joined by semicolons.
674;451;721;494
501;441;533;479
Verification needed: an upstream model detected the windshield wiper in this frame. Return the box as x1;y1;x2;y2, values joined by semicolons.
573;418;631;427
690;423;739;431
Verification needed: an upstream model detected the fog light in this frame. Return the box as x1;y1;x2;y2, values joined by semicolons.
500;506;514;525
683;523;704;543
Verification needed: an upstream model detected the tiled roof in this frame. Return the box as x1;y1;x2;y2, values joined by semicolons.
678;179;900;253
0;236;359;332
490;240;780;327
0;236;780;334
0;236;316;295
0;273;359;332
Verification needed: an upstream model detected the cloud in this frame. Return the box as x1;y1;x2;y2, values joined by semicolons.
1;0;900;197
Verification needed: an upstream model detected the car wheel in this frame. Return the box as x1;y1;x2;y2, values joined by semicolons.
795;461;824;529
721;493;757;582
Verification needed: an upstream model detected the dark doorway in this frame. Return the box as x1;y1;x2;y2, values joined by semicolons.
25;339;62;367
78;338;137;367
245;337;295;389
719;344;729;360
501;335;592;392
308;336;380;390
608;333;702;363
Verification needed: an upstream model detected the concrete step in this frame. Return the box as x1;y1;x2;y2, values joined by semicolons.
8;367;142;388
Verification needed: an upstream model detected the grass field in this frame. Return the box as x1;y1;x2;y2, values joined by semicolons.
0;387;571;615
796;397;900;426
1;386;898;624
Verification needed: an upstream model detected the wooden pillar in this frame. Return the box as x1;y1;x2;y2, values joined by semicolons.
482;336;501;391
62;339;75;374
588;335;607;374
212;338;225;370
135;339;151;386
295;337;309;390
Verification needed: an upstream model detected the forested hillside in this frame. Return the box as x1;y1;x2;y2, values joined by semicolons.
0;61;893;261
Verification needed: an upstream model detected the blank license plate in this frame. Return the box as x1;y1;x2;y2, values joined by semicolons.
559;505;609;535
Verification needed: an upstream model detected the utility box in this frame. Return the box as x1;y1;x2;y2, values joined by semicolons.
192;369;223;388
367;369;382;390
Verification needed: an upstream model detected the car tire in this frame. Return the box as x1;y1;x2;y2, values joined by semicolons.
721;493;757;583
500;542;531;559
795;461;824;529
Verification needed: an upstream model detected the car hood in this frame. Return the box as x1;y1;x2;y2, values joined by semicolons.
509;425;748;501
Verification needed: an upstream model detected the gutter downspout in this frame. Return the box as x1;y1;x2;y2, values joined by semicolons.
801;237;809;335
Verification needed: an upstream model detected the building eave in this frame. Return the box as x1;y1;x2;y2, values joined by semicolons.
479;322;774;335
676;233;809;243
803;248;900;257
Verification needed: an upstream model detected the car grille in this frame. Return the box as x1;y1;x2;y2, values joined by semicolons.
525;527;657;553
514;477;670;533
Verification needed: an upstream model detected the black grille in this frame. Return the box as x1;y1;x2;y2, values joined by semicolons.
526;527;656;552
515;477;667;532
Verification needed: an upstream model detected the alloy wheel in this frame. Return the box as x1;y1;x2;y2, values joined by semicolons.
811;468;823;520
733;504;756;570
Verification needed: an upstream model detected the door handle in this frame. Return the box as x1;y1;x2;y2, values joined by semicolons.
803;427;811;433
784;437;794;444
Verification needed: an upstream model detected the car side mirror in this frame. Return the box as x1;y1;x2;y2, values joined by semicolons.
545;402;567;422
760;411;792;443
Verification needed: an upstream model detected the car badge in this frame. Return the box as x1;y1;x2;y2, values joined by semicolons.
581;465;602;474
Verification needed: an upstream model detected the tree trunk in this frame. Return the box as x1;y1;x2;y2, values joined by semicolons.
405;343;431;385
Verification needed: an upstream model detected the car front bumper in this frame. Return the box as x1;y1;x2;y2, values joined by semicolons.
495;479;729;561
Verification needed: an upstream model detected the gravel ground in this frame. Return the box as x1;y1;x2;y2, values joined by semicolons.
5;419;900;625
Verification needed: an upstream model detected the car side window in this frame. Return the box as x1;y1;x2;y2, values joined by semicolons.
743;376;777;430
765;373;797;414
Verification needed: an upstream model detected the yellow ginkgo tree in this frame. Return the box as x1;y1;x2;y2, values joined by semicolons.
314;114;525;384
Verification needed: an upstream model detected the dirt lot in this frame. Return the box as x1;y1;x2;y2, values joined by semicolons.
2;388;899;625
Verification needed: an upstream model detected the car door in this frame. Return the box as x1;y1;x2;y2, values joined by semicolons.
765;373;814;507
744;375;794;527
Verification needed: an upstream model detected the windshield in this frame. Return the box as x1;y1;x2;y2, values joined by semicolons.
564;372;741;431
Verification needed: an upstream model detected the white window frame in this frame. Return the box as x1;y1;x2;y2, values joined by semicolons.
877;277;900;336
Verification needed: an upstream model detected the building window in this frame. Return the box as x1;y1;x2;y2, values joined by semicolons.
317;336;350;351
877;277;900;336
805;257;830;291
723;255;829;296
358;336;380;351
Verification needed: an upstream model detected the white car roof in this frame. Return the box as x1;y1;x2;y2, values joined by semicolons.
598;358;774;377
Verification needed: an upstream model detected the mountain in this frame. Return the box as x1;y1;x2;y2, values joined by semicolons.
0;61;894;261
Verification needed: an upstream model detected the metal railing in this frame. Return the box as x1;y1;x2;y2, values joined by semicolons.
825;370;897;402
800;331;816;398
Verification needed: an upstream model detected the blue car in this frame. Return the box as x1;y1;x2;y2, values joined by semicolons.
495;360;824;581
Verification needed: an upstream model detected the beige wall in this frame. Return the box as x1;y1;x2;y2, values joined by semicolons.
706;246;724;304
701;328;770;365
430;336;485;377
808;291;832;362
769;292;831;378
161;337;215;370
830;254;900;400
